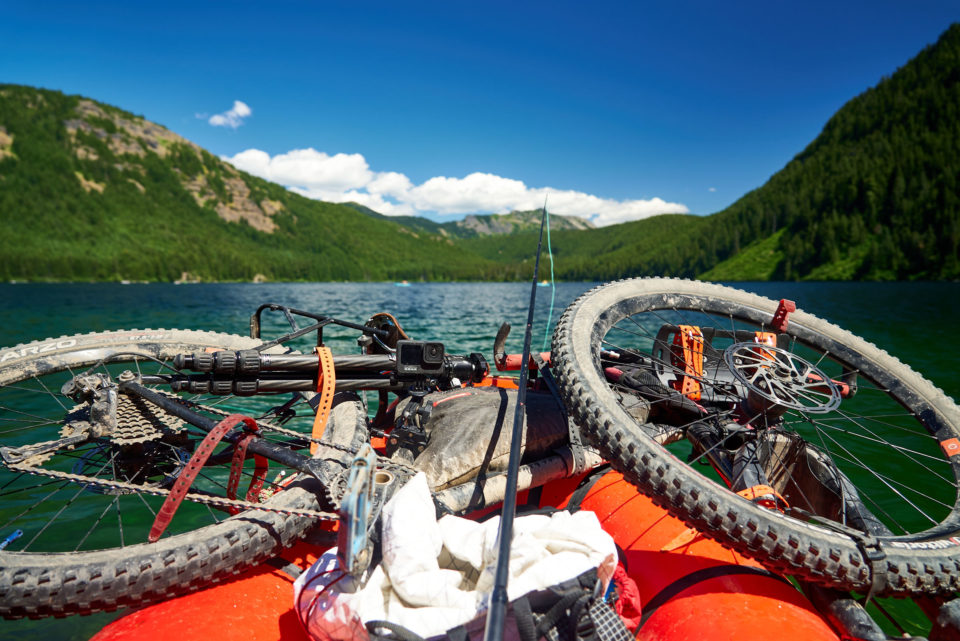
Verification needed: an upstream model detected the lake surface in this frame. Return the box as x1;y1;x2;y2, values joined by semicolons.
2;280;959;639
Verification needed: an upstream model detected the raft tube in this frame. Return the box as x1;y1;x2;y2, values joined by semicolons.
94;471;840;641
539;469;840;641
91;541;321;641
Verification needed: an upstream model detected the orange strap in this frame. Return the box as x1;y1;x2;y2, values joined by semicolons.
737;484;788;511
753;331;776;346
310;346;336;455
671;325;704;401
752;331;777;361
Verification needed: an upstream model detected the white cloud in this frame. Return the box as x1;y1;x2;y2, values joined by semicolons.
223;148;689;227
228;148;373;192
207;100;252;129
367;171;414;199
708;186;717;192
408;173;531;214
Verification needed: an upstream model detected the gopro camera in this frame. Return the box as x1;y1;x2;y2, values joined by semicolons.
395;340;445;377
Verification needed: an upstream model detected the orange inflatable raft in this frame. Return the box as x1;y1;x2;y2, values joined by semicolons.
93;470;839;641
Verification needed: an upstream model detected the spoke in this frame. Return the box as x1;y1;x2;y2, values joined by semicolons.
0;420;60;436
767;378;828;406
22;447;122;549
0;382;69;397
814;417;945;468
195;469;230;493
117;493;125;548
0;476;66;498
24;484;91;550
807;422;904;532
820;444;953;515
813;409;934;441
0;404;65;425
0;481;72;538
804;423;953;489
815;411;920;422
74;494;121;551
111;453;125;549
811;423;941;527
813;409;950;471
32;374;69;413
132;488;159;517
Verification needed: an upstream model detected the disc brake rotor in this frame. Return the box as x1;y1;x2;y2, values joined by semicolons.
723;342;841;413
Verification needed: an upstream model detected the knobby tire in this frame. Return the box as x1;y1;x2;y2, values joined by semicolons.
551;279;960;596
0;329;362;618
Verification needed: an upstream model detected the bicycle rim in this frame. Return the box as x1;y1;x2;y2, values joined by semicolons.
552;278;960;595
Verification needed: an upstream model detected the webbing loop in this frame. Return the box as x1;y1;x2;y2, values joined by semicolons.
149;413;258;542
226;426;269;515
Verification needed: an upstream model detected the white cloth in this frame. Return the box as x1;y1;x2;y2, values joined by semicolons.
294;472;617;641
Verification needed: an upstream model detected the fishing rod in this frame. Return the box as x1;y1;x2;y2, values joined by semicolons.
483;202;549;641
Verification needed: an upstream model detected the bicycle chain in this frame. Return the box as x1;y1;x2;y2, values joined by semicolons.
14;392;421;518
5;459;337;520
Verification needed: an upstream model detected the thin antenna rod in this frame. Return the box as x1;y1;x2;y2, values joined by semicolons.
483;200;549;641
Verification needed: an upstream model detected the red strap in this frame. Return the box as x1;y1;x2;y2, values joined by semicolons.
148;414;258;542
226;431;269;515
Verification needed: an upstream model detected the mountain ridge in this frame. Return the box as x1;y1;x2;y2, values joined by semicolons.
1;23;958;282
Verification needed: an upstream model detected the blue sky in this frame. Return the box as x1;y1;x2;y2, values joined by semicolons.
2;1;957;225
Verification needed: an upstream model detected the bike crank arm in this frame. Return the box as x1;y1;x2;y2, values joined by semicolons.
118;381;323;478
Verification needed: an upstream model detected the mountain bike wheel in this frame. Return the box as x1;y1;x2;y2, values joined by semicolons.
551;278;960;596
0;329;359;618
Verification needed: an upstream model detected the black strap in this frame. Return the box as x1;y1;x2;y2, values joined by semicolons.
536;590;589;639
532;352;588;476
565;465;610;513
513;596;537;641
263;556;303;580
640;565;793;626
367;620;428;641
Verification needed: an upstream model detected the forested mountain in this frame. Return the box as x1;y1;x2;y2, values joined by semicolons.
0;85;505;282
696;22;960;280
0;23;957;282
0;86;599;282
